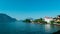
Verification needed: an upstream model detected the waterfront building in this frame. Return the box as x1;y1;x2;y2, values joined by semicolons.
53;15;60;22
44;16;53;24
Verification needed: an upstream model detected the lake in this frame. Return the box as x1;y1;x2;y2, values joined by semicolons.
0;21;60;34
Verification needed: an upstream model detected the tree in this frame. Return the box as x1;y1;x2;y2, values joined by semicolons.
50;21;55;24
33;18;47;24
57;22;60;24
23;19;31;23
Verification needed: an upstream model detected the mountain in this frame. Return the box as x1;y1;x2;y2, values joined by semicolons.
0;13;17;23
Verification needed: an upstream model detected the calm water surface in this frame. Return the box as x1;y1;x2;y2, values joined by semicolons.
0;21;60;34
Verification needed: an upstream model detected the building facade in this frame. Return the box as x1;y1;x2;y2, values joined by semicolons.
44;16;53;24
53;15;60;22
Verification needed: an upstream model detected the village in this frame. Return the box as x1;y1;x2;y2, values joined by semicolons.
23;15;60;25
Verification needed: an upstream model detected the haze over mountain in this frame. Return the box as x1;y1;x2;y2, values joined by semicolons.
0;13;17;23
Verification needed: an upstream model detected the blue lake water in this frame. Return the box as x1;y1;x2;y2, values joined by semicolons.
0;21;60;34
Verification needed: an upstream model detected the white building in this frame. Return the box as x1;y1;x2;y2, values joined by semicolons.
44;16;53;24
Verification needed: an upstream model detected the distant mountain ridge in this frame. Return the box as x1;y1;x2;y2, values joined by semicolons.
0;13;17;23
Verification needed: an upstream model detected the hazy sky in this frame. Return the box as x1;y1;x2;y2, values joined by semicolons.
0;0;60;20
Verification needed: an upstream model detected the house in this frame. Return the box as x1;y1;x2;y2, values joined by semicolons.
44;16;53;24
53;15;60;22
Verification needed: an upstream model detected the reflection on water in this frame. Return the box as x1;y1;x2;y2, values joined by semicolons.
0;22;60;34
45;24;51;32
